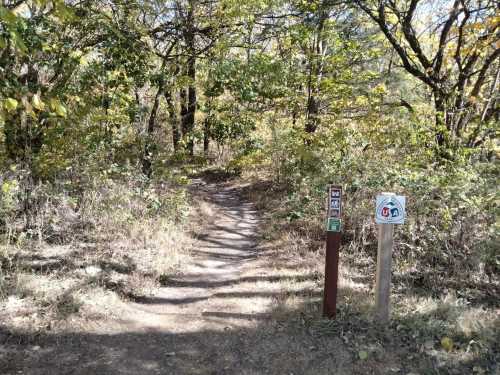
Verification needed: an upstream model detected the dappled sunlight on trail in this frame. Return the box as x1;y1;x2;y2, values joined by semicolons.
0;180;352;375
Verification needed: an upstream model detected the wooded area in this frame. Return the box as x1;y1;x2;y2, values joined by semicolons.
0;0;498;374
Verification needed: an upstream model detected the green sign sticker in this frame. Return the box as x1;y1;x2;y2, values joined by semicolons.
327;218;341;232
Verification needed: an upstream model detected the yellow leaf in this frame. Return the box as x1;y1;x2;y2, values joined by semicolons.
441;337;453;352
4;98;18;112
69;50;82;59
22;97;36;118
49;98;67;117
2;182;11;194
32;94;45;111
372;83;387;95
56;103;67;117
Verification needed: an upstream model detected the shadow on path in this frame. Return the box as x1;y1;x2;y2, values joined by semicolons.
1;180;496;375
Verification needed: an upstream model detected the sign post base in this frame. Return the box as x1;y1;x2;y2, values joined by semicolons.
375;223;394;323
323;231;341;319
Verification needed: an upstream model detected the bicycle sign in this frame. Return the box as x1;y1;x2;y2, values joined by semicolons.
375;195;406;224
328;186;342;219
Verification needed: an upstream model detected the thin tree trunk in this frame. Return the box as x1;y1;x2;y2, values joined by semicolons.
468;66;500;147
181;0;197;156
185;58;196;156
165;89;180;152
203;107;210;157
142;85;163;177
180;87;188;138
305;9;327;135
305;95;319;133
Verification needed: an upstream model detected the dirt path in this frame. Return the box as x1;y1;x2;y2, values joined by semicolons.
2;182;352;375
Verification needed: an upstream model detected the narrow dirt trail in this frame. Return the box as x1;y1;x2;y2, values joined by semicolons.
122;181;271;336
5;182;351;375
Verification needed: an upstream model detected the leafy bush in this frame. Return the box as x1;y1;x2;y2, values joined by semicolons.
249;117;499;291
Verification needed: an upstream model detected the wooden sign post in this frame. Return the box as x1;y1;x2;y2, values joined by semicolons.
375;222;394;323
374;193;406;323
323;185;342;319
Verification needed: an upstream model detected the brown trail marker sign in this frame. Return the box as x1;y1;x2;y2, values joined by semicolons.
323;185;342;319
374;193;406;323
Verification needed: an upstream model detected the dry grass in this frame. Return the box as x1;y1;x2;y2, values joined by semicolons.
0;177;195;336
238;174;500;375
1;169;497;373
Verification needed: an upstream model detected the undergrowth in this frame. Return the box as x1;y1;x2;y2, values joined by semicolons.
232;125;499;374
0;167;193;334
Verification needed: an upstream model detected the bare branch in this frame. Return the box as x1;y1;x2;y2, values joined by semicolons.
471;47;500;97
355;0;437;90
433;0;461;75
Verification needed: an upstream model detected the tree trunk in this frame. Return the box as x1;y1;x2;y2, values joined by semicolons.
179;73;196;156
180;87;188;138
185;58;196;156
433;91;449;147
305;95;319;133
181;0;196;156
304;9;327;136
142;85;163;177
203;114;210;157
165;89;180;152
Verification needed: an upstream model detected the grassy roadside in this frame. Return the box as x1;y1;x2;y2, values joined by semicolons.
235;173;499;375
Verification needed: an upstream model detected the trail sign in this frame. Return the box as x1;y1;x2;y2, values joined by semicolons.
375;195;406;224
324;185;343;319
327;217;341;232
374;192;406;324
328;186;342;218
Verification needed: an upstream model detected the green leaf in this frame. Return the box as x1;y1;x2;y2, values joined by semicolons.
54;2;76;22
358;350;368;360
9;31;27;53
0;6;18;25
33;0;49;6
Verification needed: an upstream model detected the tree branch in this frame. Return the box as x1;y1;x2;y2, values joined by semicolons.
433;0;461;75
355;0;437;90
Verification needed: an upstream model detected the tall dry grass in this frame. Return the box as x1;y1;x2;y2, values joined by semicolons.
0;171;194;333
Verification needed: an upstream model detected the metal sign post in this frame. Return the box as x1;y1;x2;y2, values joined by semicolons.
323;185;342;319
374;193;406;323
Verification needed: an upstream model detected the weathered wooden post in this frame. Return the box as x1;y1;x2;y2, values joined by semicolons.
374;193;406;323
323;185;342;319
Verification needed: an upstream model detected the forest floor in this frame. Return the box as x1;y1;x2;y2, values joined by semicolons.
0;174;497;374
